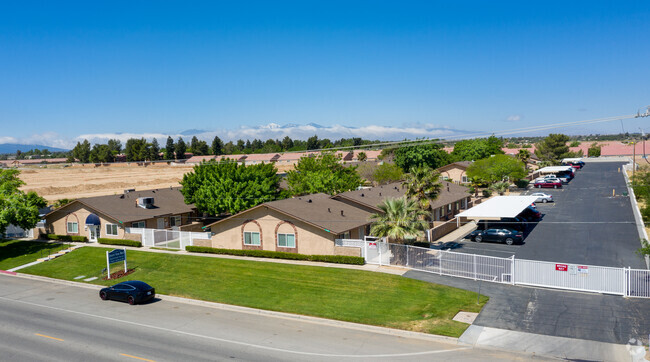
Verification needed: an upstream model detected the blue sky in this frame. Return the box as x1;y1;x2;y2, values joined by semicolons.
1;1;649;148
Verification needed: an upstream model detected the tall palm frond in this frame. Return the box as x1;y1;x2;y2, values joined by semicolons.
370;197;428;243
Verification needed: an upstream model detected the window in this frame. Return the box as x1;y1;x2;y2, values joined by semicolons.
170;216;182;227
131;221;146;228
277;233;295;248
106;224;119;236
462;175;468;183
67;222;78;234
442;176;449;181
338;231;351;239
244;231;260;246
447;204;452;212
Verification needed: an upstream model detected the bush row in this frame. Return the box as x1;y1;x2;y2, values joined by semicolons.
46;234;88;242
97;238;142;247
185;246;365;265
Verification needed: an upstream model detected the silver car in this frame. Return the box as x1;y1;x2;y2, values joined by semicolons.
531;192;553;203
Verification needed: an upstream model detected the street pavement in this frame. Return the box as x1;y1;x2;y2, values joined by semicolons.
0;274;552;362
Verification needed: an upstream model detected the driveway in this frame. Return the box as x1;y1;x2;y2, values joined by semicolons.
450;162;646;268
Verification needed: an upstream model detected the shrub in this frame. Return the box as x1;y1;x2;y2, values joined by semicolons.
185;246;365;265
515;179;530;188
482;189;492;198
411;241;431;248
46;234;88;242
97;238;141;247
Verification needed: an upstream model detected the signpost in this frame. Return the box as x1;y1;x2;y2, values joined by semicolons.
555;264;568;272
106;248;127;279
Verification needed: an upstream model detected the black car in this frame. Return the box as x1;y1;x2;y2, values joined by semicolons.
519;205;542;222
469;228;523;245
476;217;528;232
99;280;155;305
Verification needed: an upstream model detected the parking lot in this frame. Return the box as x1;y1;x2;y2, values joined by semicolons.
450;162;647;268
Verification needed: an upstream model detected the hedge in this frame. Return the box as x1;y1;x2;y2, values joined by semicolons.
515;179;530;189
97;238;142;247
46;234;88;242
185;246;365;265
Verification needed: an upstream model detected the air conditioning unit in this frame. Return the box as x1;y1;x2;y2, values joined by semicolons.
137;197;154;209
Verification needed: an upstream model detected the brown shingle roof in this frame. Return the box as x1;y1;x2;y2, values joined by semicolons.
333;181;470;212
206;193;373;235
48;187;195;224
436;161;472;172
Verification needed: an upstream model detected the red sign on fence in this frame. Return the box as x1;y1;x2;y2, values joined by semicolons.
368;242;377;249
555;264;568;271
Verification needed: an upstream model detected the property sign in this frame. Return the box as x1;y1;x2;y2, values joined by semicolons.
106;248;127;279
555;264;568;272
568;265;578;275
368;242;377;249
578;266;589;274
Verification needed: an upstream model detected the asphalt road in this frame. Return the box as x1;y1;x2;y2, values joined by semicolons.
0;274;550;362
452;162;646;268
405;271;650;346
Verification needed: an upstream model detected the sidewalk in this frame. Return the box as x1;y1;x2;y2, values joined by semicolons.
433;220;477;244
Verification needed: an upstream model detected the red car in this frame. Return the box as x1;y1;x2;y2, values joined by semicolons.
534;180;562;189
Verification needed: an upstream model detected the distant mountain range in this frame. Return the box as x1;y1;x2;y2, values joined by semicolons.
0;143;68;154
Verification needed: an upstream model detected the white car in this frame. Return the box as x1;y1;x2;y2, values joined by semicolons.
536;175;568;183
531;192;553;203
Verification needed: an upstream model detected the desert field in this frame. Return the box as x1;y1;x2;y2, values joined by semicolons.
18;165;194;202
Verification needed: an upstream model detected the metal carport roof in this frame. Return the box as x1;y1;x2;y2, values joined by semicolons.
536;166;574;174
457;196;539;220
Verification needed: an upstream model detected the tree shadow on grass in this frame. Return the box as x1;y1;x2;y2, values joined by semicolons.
0;240;66;263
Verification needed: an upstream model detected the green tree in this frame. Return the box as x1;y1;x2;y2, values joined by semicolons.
175;137;187;159
0;169;47;235
306;135;320;150
89;144;115;163
516;149;531;166
107;139;122;154
466;154;526;184
165;137;175;160
286;153;362;196
281;136;294;150
535;134;580;164
211;136;224;155
72;140;91;163
372;163;404;185
150;138;160;160
357;152;367;162
124;138;151;161
587;143;601;157
485;135;504;156
402;165;443;212
369;197;428;243
180;160;282;215
451;139;490;161
393;143;450;172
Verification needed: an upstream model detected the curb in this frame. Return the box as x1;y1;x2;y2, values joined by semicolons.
6;272;460;345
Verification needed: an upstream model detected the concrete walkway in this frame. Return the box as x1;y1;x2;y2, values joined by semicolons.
433;220;477;244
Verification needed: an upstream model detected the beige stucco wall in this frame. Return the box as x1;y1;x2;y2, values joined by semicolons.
45;202;127;240
441;167;468;184
209;206;362;255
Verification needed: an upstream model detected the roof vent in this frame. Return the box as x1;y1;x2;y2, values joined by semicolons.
119;194;125;199
308;199;312;203
361;193;364;197
124;188;135;194
379;192;382;196
137;197;154;209
328;207;331;212
447;185;450;192
340;210;344;216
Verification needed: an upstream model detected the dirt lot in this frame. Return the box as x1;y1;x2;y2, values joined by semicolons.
18;165;194;202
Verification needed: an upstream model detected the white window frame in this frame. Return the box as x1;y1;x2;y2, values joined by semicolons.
277;233;295;248
67;222;78;234
170;215;182;227
244;231;261;246
106;223;119;236
131;221;146;228
338;231;351;240
462;175;468;183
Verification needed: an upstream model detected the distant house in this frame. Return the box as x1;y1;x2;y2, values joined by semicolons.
41;187;197;242
204;193;373;256
242;153;281;165
436;161;472;184
185;155;218;164
332;180;471;222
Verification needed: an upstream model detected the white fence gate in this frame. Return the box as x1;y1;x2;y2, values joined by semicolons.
126;228;211;250
345;239;650;298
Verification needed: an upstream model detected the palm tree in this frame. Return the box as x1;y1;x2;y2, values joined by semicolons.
516;149;531;166
402;165;443;219
370;197;429;244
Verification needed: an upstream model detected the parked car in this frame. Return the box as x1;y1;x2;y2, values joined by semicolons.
563;161;585;169
476;217;528;232
519;205;542;221
534;179;562;189
99;280;155;305
469;228;523;245
537;174;570;183
531;192;553;203
440;241;461;250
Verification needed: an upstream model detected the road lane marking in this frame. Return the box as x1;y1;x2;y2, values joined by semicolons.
2;296;468;358
120;353;156;362
35;333;64;341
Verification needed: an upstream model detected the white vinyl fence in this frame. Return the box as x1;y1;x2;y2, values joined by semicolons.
348;239;649;298
126;228;211;250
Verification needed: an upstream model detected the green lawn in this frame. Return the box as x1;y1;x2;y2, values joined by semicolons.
21;246;487;337
0;239;71;271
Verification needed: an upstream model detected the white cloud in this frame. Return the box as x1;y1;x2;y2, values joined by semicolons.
506;115;522;122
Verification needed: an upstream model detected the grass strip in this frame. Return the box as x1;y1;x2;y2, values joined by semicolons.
0;240;70;270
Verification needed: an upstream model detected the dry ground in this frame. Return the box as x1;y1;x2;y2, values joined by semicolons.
18;162;298;203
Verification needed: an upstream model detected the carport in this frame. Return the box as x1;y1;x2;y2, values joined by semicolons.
534;166;574;177
456;196;539;224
